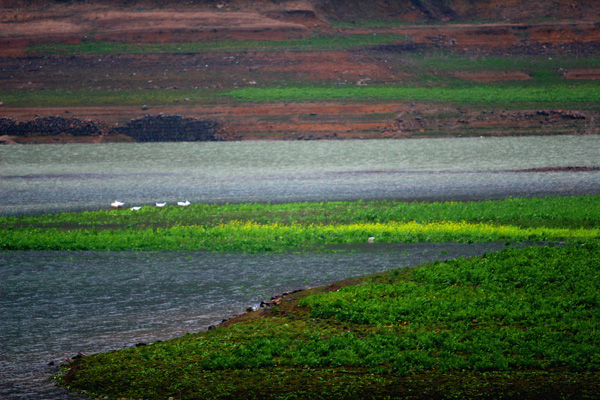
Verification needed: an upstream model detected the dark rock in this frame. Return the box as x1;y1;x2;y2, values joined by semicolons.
0;116;110;137
115;115;224;142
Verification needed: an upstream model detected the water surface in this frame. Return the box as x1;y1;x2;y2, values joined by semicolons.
1;136;598;215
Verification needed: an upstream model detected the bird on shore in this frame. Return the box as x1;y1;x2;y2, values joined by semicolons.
156;202;166;207
177;200;191;206
111;200;124;208
130;206;142;211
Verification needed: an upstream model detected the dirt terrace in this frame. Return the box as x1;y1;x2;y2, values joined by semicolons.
1;0;600;142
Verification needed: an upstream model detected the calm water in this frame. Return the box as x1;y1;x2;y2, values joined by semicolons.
1;136;599;215
1;137;599;399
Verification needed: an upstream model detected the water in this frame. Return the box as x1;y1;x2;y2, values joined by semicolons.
1;136;599;399
1;136;599;215
1;243;521;399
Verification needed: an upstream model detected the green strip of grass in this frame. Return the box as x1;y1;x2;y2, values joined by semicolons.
4;196;597;229
28;34;404;55
1;196;598;252
226;83;600;104
4;81;597;107
1;220;597;252
55;243;600;399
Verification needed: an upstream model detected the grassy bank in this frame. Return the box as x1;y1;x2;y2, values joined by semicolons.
2;82;598;108
225;84;600;105
6;37;600;110
56;243;600;399
1;196;599;252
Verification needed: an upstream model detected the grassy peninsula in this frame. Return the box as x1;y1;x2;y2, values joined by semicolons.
56;244;600;399
3;195;597;398
1;196;599;252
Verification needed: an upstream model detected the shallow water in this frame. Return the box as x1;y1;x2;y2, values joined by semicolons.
1;136;599;215
1;243;522;399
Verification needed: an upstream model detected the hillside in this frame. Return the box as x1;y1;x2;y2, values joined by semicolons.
1;0;600;143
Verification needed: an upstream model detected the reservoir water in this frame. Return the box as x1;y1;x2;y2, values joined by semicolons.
1;136;599;215
1;136;599;399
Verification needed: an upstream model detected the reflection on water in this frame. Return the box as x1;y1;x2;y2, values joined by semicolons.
1;136;599;215
2;243;520;399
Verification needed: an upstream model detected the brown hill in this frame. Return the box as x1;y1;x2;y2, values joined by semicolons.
1;0;599;142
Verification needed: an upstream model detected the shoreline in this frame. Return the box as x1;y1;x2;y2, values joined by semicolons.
2;107;598;144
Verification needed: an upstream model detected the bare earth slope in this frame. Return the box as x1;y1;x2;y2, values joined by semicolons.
1;0;600;143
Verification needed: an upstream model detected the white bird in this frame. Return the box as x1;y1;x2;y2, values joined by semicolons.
368;237;375;243
130;206;142;211
177;200;190;206
156;202;166;207
111;200;124;208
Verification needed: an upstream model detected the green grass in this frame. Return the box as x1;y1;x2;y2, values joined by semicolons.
1;196;598;252
225;83;600;105
4;196;598;228
9;42;600;108
7;81;593;108
55;243;600;399
2;220;598;252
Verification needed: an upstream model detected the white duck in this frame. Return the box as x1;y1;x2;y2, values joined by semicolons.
111;200;124;208
130;206;142;211
156;202;166;207
177;200;191;206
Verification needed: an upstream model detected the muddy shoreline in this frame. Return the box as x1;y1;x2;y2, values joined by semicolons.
2;105;598;144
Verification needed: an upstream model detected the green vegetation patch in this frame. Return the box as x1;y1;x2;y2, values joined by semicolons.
3;196;597;229
1;220;598;252
56;243;600;399
1;196;599;252
226;83;600;104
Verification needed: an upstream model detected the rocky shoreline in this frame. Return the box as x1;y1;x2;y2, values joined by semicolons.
2;106;598;144
0;114;226;144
